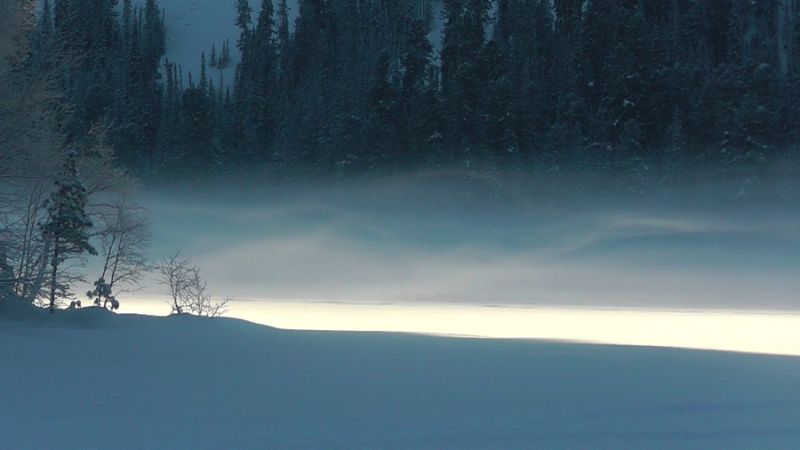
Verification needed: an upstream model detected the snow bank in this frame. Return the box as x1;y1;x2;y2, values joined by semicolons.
1;308;799;449
138;0;303;85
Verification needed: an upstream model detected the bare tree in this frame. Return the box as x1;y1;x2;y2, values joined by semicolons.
1;0;63;302
0;244;15;303
80;123;137;198
156;252;194;315
1;185;49;303
156;252;229;317
88;195;149;309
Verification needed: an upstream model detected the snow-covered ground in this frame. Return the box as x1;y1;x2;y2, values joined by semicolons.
2;308;799;449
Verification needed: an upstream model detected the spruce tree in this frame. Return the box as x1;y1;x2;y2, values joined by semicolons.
32;0;54;70
40;152;97;313
222;40;232;69
399;18;435;162
277;0;290;45
440;0;492;159
235;0;253;50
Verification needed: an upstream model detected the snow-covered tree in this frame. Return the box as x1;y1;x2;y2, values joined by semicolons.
87;277;118;310
40;152;97;313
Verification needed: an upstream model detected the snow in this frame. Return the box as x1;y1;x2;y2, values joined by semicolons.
2;308;799;449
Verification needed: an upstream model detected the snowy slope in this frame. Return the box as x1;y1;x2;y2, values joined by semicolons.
134;0;254;83
2;308;799;449
139;0;446;83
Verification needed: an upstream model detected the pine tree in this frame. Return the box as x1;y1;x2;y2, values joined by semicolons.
661;109;687;181
53;0;73;38
145;0;166;66
200;52;208;92
40;153;97;313
255;0;275;45
32;0;54;70
367;51;400;163
399;18;435;162
221;40;231;69
440;0;492;159
277;0;290;45
122;0;133;48
554;0;581;36
481;39;517;159
235;0;253;51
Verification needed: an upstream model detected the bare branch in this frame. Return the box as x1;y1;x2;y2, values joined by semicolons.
156;252;229;317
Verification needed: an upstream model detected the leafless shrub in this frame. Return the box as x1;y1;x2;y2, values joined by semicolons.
156;252;229;317
183;269;230;318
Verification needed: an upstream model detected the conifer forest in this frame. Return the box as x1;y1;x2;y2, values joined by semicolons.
19;0;800;186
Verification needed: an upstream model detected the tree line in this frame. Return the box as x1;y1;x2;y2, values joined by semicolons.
22;0;800;184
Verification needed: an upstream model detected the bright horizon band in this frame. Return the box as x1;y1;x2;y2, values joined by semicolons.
123;297;800;357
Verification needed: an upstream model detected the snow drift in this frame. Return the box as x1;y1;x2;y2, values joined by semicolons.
1;308;799;449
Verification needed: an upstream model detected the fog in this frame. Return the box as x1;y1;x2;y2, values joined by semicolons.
135;171;800;312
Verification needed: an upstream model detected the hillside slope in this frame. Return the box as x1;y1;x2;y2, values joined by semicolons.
1;308;799;449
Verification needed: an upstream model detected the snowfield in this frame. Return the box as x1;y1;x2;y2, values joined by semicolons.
2;308;800;449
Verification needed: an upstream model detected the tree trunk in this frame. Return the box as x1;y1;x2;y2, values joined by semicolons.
48;239;59;314
23;238;50;304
